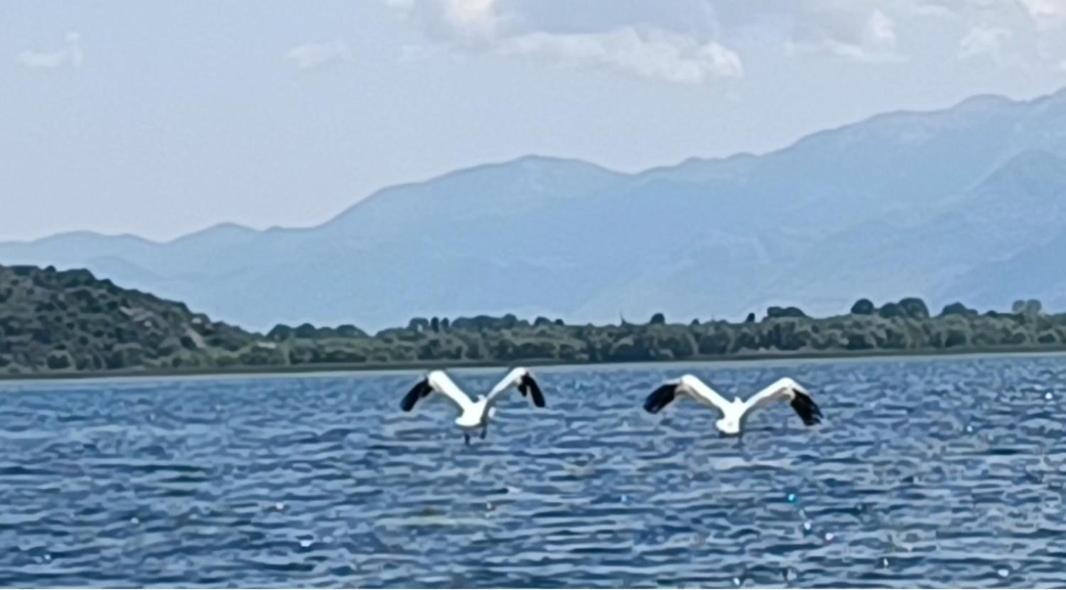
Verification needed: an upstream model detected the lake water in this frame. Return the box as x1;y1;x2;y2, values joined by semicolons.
1;355;1065;588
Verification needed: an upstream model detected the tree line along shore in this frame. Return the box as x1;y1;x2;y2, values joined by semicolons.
1;264;1063;377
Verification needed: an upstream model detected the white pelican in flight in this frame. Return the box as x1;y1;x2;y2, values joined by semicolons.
643;375;823;436
400;367;546;444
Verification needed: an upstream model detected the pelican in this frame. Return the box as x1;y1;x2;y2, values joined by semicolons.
400;367;546;444
643;375;822;436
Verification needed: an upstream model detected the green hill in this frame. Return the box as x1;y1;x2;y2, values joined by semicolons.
0;265;262;374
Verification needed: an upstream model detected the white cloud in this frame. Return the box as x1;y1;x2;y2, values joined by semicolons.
445;0;498;31
958;26;1012;61
385;0;741;84
285;41;354;69
496;27;743;84
787;10;903;63
390;0;506;42
16;32;83;69
868;10;897;44
1017;0;1066;27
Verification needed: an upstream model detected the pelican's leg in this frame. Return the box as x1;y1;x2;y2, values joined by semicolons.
480;424;488;439
464;433;471;446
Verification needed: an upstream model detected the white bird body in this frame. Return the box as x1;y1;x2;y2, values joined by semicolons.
401;367;546;443
644;374;822;435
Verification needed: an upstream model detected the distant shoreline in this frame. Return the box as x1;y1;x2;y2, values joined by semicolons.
4;344;1065;384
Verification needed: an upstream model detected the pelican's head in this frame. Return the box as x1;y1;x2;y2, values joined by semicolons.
716;417;741;436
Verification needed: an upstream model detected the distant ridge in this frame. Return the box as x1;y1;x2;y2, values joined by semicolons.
3;87;1066;330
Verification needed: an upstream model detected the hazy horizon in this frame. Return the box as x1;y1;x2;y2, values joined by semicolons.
4;0;1066;241
5;84;1064;245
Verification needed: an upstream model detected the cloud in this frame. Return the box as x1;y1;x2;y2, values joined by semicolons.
1017;0;1066;27
391;0;508;43
496;27;742;84
16;32;83;69
444;0;499;31
285;41;354;69
787;9;904;63
958;26;1012;61
385;0;742;84
867;10;897;44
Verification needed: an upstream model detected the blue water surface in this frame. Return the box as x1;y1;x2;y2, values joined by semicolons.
1;355;1065;588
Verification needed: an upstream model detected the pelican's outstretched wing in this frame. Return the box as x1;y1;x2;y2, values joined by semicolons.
741;377;822;426
400;370;475;414
643;374;731;415
486;367;546;408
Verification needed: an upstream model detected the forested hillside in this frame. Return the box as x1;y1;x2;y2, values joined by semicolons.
2;264;1064;377
0;265;256;373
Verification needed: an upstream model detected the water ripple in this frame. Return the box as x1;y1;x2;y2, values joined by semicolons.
2;355;1066;586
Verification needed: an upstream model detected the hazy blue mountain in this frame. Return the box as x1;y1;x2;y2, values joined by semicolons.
933;150;1066;311
3;88;1065;331
745;149;1066;316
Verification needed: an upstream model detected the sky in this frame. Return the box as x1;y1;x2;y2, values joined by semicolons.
2;0;1066;242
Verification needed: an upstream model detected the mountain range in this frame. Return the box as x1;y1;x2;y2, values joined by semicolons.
3;88;1066;332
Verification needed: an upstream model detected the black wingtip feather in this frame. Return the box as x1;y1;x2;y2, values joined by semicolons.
790;390;823;426
519;374;546;407
644;384;678;414
400;379;432;412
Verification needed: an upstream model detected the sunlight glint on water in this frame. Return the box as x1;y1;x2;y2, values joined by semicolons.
0;355;1065;587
